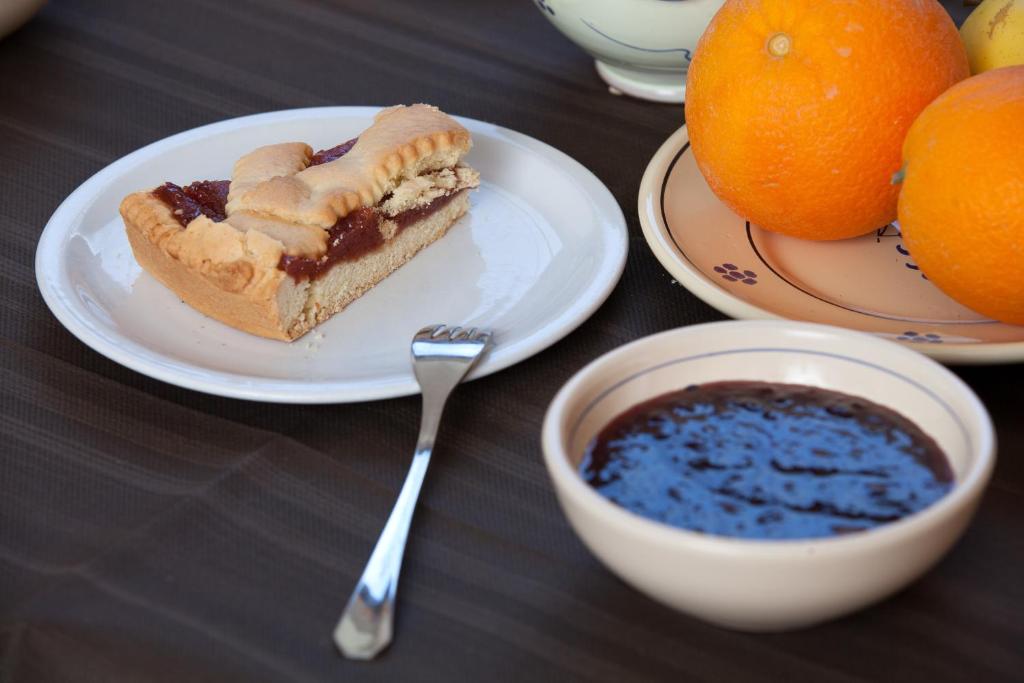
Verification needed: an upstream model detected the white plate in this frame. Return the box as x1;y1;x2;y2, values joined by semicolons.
36;108;628;403
638;126;1024;365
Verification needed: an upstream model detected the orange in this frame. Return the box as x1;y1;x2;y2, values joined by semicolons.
897;66;1024;325
686;0;969;240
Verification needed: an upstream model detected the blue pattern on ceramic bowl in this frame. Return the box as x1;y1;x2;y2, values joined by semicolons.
534;0;555;17
899;331;944;344
714;263;758;286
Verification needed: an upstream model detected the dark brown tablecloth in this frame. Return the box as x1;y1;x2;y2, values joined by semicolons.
1;1;1021;681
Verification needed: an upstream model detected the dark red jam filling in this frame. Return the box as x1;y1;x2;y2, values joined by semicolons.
581;381;953;540
278;189;465;282
153;180;230;227
309;138;358;166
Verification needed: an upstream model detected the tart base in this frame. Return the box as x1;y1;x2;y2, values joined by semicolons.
121;190;470;342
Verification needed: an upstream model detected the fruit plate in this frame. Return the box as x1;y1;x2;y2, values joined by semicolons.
638;125;1024;365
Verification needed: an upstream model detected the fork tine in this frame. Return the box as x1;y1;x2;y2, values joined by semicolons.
416;324;442;339
416;324;491;346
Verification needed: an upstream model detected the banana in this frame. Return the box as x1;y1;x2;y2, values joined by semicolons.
961;0;1024;74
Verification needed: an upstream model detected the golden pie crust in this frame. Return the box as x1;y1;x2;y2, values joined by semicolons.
119;104;477;341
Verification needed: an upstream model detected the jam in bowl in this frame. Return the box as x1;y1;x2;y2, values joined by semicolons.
581;381;954;541
541;321;995;631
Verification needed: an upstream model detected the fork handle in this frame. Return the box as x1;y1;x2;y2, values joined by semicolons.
333;390;447;660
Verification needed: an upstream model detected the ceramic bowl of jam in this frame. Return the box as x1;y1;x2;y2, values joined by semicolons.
541;320;995;631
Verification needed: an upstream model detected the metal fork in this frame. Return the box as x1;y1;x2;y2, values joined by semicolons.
334;324;493;660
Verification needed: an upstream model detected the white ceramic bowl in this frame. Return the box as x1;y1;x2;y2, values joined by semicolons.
542;320;996;631
533;0;725;102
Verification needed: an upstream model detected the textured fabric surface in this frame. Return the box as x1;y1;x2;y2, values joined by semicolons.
1;1;1022;681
